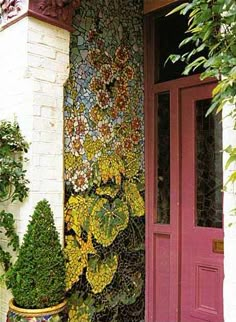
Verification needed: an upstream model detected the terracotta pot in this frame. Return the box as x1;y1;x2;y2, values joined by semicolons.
7;298;67;322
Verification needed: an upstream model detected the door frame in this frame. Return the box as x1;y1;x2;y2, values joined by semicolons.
144;13;218;321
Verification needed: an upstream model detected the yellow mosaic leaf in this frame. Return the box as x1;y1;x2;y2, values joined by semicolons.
64;236;87;290
84;134;103;160
79;103;85;113
68;303;91;322
90;104;105;122
64;234;96;291
98;155;125;185
124;182;144;217
65;195;89;234
90;198;129;246
124;152;140;178
86;255;118;294
96;186;120;198
64;153;83;172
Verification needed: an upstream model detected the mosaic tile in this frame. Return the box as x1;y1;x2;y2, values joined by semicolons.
64;0;144;321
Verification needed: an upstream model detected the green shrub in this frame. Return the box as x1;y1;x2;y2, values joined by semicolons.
6;200;66;309
0;120;29;272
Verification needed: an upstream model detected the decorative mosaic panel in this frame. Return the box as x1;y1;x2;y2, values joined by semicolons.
64;0;144;321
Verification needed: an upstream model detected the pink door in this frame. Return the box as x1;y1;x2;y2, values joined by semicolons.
181;83;224;322
145;75;224;322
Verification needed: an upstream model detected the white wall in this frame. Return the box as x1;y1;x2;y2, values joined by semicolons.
0;17;70;320
223;104;236;322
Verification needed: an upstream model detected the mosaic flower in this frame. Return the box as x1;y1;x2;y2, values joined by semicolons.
114;93;129;111
74;115;89;136
87;48;102;68
110;106;119;119
97;119;114;142
89;76;104;92
130;132;140;145
65;118;75;136
131;117;141;130
100;64;113;84
70;170;89;192
115;46;129;65
69;136;85;156
123;65;134;80
96;89;111;109
123;138;133;150
116;77;128;93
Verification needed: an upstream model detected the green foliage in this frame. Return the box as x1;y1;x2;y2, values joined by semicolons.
0;120;29;272
0;120;29;203
168;0;236;189
6;200;66;309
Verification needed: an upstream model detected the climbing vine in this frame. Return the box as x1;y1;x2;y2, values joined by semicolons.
168;0;236;190
0;120;29;271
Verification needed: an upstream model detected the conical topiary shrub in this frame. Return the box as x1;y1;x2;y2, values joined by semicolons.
6;199;66;309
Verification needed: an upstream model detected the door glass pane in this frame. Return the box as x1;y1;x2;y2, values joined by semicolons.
157;92;170;224
196;99;223;228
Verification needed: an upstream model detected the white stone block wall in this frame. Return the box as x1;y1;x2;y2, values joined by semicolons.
0;17;70;320
223;104;236;322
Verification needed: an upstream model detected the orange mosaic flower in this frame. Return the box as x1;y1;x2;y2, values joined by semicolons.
90;77;104;92
123;65;134;80
131;132;140;145
96;90;111;109
100;64;113;84
65;119;74;136
131;117;141;130
115;94;128;111
115;46;129;64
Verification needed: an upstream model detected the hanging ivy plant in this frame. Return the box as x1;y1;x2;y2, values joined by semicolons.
0;120;29;271
168;0;236;196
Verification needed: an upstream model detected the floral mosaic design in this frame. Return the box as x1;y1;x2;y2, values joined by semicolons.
7;312;66;322
64;0;144;320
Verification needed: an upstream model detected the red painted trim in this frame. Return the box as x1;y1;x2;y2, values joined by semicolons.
0;12;28;30
28;9;75;32
153;74;215;93
144;14;155;322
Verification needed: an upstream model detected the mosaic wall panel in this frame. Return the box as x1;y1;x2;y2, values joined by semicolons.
64;1;144;321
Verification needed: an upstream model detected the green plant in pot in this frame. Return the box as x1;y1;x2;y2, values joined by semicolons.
6;200;67;322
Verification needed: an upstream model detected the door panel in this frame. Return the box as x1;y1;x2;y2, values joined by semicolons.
145;75;224;322
181;84;224;322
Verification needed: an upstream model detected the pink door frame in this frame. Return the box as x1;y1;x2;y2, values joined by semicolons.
144;17;223;319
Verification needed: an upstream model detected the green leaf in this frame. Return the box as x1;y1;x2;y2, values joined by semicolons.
91;198;129;246
225;155;236;170
166;3;188;16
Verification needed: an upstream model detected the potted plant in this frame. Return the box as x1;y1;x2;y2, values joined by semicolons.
6;199;67;322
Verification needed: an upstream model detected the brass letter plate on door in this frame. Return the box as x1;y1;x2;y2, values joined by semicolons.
212;239;224;254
